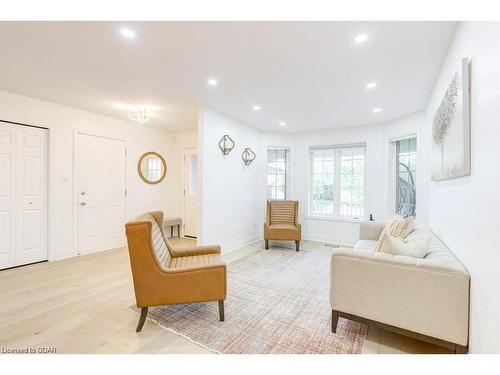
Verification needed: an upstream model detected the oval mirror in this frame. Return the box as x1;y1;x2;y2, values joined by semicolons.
138;152;167;184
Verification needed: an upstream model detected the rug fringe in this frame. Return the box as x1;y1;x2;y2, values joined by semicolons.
128;307;222;354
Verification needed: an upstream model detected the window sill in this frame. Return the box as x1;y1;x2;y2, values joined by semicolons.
305;215;364;224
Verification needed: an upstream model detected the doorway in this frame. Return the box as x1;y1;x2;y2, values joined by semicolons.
183;148;198;238
77;133;126;254
0;121;48;270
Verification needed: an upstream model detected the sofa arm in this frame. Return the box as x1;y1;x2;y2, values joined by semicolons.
359;221;385;241
329;250;470;346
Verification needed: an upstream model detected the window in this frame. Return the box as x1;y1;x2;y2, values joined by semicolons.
147;156;162;181
395;138;417;217
310;146;365;218
267;148;289;200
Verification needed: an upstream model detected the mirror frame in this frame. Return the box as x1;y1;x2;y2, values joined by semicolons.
137;151;167;184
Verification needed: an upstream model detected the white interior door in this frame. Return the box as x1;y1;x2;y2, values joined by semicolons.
0;122;48;270
183;149;198;238
78;133;126;254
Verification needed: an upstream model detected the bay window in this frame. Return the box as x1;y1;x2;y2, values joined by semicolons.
309;145;365;219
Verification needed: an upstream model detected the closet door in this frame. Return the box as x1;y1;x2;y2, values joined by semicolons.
0;123;16;268
15;125;48;266
0;122;48;270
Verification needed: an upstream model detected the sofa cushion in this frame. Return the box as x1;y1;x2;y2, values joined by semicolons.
408;226;467;272
268;223;296;230
169;253;224;270
353;240;378;252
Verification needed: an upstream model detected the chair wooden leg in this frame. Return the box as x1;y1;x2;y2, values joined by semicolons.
136;307;148;332
331;310;339;333
295;240;300;252
454;344;468;354
265;240;269;249
218;300;225;321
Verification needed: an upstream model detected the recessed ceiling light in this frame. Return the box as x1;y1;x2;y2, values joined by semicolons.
207;78;218;86
252;105;261;111
354;33;368;43
279;121;287;127
120;28;136;39
365;82;377;89
373;107;382;113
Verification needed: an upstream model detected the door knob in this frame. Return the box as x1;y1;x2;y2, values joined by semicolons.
80;202;87;206
81;191;86;195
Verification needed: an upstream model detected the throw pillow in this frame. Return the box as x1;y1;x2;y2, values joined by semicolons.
378;232;430;258
375;216;415;251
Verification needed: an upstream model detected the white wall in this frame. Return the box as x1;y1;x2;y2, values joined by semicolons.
198;108;422;250
417;22;500;353
198;109;263;252
291;112;422;244
0;90;182;261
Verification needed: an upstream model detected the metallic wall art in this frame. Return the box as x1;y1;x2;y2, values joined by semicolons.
431;57;471;181
241;147;256;165
218;135;235;155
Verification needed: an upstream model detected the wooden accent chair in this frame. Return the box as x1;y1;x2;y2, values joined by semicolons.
125;211;226;332
264;200;302;251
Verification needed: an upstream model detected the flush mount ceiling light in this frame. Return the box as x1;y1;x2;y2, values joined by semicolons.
207;78;218;86
252;105;261;111
120;28;136;39
354;33;368;43
128;107;151;124
373;107;382;113
365;82;377;89
218;135;235;155
241;147;256;165
279;121;286;127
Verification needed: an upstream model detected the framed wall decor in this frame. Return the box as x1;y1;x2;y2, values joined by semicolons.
431;57;471;181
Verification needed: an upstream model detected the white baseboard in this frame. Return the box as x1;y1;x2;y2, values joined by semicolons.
223;236;262;254
303;233;354;247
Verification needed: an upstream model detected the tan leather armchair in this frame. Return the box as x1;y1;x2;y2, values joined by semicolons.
264;200;302;251
125;211;227;332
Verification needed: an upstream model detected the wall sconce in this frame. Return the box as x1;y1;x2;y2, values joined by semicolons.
241;148;256;165
218;135;235;155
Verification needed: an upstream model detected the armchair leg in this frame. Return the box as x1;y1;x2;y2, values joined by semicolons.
265;240;269;249
331;310;339;333
218;300;225;321
136;307;148;332
295;240;300;252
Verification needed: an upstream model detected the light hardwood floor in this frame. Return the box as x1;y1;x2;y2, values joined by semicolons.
0;238;449;354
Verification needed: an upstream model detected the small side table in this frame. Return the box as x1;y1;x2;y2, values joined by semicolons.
164;217;182;238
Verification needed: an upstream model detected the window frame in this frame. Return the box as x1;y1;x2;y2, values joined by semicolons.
266;147;291;201
393;136;417;217
308;144;367;220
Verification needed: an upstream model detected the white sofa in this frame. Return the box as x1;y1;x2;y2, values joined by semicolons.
329;221;470;353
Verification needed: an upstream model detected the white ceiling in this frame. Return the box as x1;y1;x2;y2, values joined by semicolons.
0;22;456;132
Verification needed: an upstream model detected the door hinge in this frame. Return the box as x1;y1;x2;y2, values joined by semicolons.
125;149;127;157
125;189;127;196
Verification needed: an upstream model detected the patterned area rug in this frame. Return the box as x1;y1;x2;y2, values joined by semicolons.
129;247;367;354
